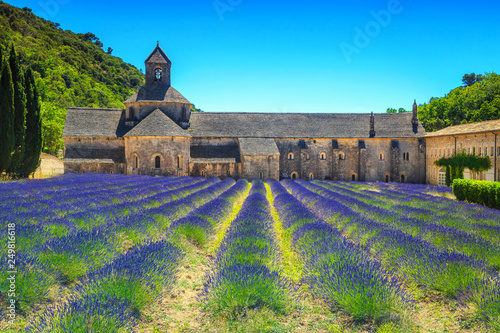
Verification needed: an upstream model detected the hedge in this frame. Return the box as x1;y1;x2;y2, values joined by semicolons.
452;179;500;209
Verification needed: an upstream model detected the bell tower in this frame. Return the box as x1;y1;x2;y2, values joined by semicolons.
144;41;171;87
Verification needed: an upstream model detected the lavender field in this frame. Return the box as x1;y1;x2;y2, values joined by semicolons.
1;174;500;332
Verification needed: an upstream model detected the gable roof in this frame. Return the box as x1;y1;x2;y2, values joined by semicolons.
145;45;171;64
124;108;190;137
239;138;280;156
124;85;190;104
188;112;425;139
190;145;241;163
425;119;500;137
62;107;125;138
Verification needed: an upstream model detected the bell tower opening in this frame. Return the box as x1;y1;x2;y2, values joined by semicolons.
144;42;172;86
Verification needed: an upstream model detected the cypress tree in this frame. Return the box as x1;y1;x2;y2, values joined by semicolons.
21;68;42;178
0;47;15;175
7;45;26;177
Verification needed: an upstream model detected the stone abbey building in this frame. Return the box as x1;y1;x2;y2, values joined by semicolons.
63;44;429;182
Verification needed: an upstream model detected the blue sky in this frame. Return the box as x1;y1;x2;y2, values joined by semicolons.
5;0;500;113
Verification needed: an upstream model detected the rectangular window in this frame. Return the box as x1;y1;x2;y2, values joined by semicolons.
468;148;471;155
491;147;494;156
479;147;482;156
498;147;500;156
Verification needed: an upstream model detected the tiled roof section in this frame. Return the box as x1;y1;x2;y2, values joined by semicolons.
190;158;238;164
145;45;171;64
190;145;241;163
62;107;124;138
124;109;190;137
189;113;425;138
124;85;190;104
425;119;500;137
64;158;124;164
239;138;280;156
64;146;126;163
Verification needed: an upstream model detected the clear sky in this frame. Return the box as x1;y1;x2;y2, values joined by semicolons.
5;0;500;113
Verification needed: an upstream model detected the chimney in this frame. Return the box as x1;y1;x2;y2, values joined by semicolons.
412;100;419;133
369;112;376;138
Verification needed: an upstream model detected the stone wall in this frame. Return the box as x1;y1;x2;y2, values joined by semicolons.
124;136;190;176
64;137;125;162
241;155;279;180
426;132;499;185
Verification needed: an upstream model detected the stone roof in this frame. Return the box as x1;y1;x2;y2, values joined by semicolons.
239;138;280;156
190;145;241;163
62;108;125;138
65;146;126;163
124;109;190;137
64;158;124;164
125;85;190;104
188;112;425;139
145;45;171;64
425;119;500;137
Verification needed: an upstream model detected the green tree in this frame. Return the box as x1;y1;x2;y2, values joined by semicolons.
21;68;42;178
0;47;15;174
462;73;484;87
8;44;26;177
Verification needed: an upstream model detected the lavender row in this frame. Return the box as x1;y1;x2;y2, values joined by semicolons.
272;180;412;322
26;240;184;332
200;181;294;318
282;180;493;298
299;180;500;268
337;181;500;226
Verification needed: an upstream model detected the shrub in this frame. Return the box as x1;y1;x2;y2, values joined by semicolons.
453;179;500;209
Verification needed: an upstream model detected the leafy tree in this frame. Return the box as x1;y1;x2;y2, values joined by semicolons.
462;73;484;87
21;68;43;177
419;72;500;132
0;2;145;154
8;44;26;177
0;47;15;174
107;47;113;55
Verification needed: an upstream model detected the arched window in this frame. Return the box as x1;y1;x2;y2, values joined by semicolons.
177;154;182;169
309;173;314;180
259;171;264;179
351;174;357;181
406;152;410;161
155;156;161;169
134;154;139;169
288;152;294;160
154;67;162;81
339;151;345;160
291;172;299;180
320;152;327;160
400;174;406;183
227;169;231;177
379;152;385;161
385;174;390;182
201;169;206;178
